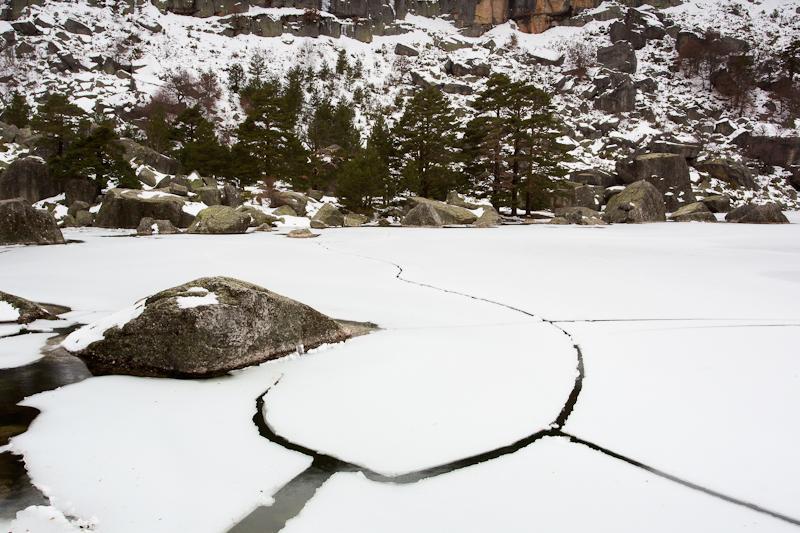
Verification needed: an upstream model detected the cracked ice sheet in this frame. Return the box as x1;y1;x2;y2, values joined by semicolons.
265;322;577;476
563;320;800;519
280;436;796;533
7;363;311;533
320;222;800;321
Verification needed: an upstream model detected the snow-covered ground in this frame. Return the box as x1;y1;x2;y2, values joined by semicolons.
1;222;799;531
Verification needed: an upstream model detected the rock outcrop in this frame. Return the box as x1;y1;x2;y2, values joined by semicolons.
0;157;59;204
312;203;345;227
95;189;191;229
62;277;351;378
603;180;666;223
725;203;789;224
0;198;65;245
402;202;444;227
616;153;695;211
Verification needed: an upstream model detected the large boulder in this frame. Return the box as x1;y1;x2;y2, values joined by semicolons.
554;206;606;225
593;71;637;113
0;198;65;245
312;203;345;227
407;196;477;225
695;159;755;189
118;139;180;175
64;178;99;206
725;203;789;224
669;202;716;222
0;290;55;324
188;205;250;234
95;189;190;229
0;157;60;203
62;277;351;378
569;169;620;188
195;186;222;206
602;180;666;223
734;135;800;168
270;191;308;216
402;202;444;227
596;41;637;73
617;153;695;211
473;206;502;227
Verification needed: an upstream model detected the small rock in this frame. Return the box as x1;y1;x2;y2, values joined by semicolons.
669;202;716;222
725;203;789;224
188;206;250;234
287;228;319;239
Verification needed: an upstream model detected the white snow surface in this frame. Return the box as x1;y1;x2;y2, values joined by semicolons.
0;505;85;533
0;332;57;369
175;289;219;309
1;222;800;531
0;300;20;322
281;437;798;533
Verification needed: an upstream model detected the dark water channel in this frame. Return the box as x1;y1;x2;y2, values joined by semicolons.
0;327;90;520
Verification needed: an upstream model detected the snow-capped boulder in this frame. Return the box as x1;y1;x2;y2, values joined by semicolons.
725;203;789;224
0;157;59;204
0;198;65;245
0;290;54;324
616;153;695;211
95;188;190;229
62;277;351;378
473;206;502;227
603;180;666;223
312;203;345;227
407;196;478;225
188;205;250;234
669;202;716;222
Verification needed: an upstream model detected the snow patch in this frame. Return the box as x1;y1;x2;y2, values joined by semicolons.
61;299;146;352
0;301;20;322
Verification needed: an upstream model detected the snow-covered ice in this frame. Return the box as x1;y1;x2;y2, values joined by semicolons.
0;300;20;322
2;221;800;531
0;332;56;369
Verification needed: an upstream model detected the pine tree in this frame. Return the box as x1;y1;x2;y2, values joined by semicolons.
30;93;85;160
225;63;245;94
247;51;268;88
335;49;349;75
143;103;171;154
394;87;459;199
472;74;513;207
233;81;307;185
366;114;397;204
2;92;31;128
54;123;139;190
170;105;230;177
336;147;383;210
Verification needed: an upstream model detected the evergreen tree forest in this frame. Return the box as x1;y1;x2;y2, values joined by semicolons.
9;52;572;215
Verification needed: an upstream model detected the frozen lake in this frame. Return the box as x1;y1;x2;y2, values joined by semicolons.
1;221;800;532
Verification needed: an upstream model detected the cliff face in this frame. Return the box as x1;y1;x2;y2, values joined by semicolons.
1;0;600;35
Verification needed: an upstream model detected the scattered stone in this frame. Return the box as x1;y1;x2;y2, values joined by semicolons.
473;206;502;227
597;41;637;73
617;153;694;211
118;139;179;175
137;167;159;187
395;43;419;56
407;196;477;224
445;191;480;209
196;186;222;206
0;290;54;324
270;191;308;216
603;180;666;223
74;210;94;227
169;183;189;196
669;202;716;222
0;198;65;245
343;213;368;227
287;228;319;238
236;206;281;227
725;203;789;224
307;189;324;201
273;205;298;217
569;169;620;188
63;276;351;378
312;203;345;227
63;18;92;35
136;217;179;235
222;183;242;207
701;194;731;213
188;205;251;234
254;223;273;232
402;202;443;227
